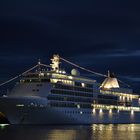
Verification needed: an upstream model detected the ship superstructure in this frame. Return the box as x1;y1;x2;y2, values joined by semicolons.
0;54;140;124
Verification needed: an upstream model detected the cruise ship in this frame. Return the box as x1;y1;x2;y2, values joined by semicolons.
0;54;140;124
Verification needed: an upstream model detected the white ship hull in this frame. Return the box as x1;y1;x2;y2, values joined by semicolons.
1;97;140;124
0;55;140;124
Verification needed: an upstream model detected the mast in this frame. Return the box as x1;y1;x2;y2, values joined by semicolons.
50;54;60;71
108;70;110;77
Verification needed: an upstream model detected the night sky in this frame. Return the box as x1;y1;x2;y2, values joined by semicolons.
1;0;140;93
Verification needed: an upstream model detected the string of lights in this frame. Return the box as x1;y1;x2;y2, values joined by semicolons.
0;56;130;87
60;57;130;87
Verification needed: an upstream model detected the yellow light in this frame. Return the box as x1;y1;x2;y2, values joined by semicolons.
105;85;111;89
68;76;73;79
51;79;58;83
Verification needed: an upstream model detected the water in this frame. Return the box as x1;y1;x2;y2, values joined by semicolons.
0;124;140;140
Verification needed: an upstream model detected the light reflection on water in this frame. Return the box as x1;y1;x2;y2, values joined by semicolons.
0;124;140;140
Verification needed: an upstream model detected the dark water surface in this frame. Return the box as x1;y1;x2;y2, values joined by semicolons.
0;124;140;140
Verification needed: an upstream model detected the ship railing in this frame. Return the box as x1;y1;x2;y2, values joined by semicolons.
92;104;140;112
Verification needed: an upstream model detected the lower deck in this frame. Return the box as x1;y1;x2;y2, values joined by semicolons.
1;96;140;124
1;106;140;124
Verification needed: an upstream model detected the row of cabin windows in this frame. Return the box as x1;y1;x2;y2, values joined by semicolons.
31;90;119;106
118;101;132;107
54;84;93;93
32;89;39;92
64;111;92;114
22;79;50;83
24;74;49;78
48;95;118;106
97;94;118;106
36;84;43;87
98;95;118;100
97;99;118;105
32;84;42;92
51;89;93;97
47;95;93;103
50;102;92;109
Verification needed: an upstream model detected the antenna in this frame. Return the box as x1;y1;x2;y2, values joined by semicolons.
108;70;110;77
38;59;41;72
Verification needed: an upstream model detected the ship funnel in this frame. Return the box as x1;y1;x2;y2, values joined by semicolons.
100;71;119;89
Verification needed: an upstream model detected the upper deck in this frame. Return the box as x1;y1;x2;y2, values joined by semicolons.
0;54;139;100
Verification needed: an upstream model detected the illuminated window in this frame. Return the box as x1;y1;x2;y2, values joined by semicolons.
99;109;103;113
131;110;134;115
16;104;24;107
77;104;80;109
81;83;85;87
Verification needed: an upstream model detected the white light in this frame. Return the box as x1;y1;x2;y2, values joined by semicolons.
77;104;80;109
109;109;112;114
0;124;9;129
16;104;24;107
2;95;7;97
139;98;140;104
62;71;66;74
131;110;134;115
127;97;130;101
80;111;83;114
99;109;102;113
0;124;9;127
81;83;85;87
30;103;34;106
117;110;120;113
39;72;44;76
119;96;122;100
92;108;96;114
